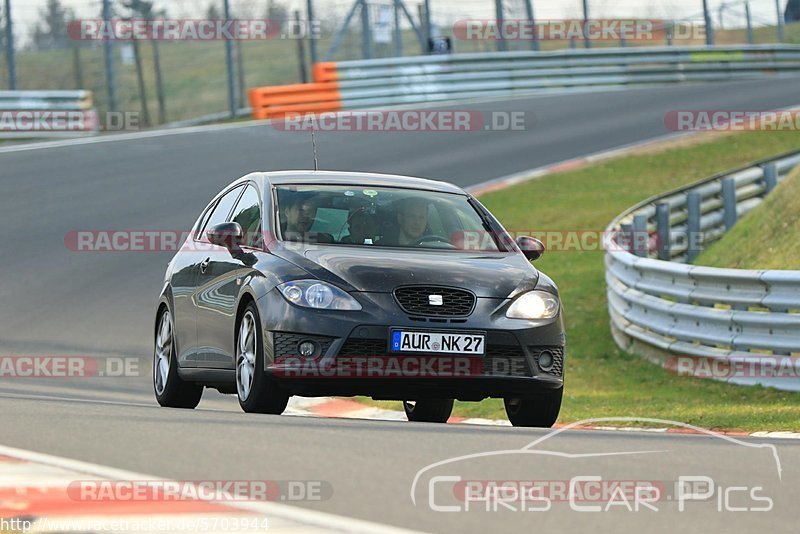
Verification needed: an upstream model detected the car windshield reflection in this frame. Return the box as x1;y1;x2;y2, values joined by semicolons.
275;185;506;252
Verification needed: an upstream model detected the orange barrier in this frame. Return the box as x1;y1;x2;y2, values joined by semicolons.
249;63;341;120
312;62;339;83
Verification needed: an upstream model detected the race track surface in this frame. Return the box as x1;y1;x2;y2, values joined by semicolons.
2;79;799;533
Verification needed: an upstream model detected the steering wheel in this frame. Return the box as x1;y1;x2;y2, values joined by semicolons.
410;234;457;249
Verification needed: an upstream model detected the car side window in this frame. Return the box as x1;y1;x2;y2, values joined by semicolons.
199;185;244;241
230;185;262;248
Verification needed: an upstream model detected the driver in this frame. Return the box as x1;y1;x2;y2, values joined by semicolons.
395;197;429;246
281;194;333;243
282;194;318;240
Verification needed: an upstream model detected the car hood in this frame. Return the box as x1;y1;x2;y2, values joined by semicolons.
271;245;539;298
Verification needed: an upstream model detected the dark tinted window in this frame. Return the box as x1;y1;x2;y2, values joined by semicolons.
230;185;262;248
275;185;504;252
200;185;244;241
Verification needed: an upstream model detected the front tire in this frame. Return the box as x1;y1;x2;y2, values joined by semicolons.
153;307;203;409
504;388;563;427
404;399;454;423
236;303;290;414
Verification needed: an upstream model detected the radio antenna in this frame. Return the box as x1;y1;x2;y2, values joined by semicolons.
311;128;319;171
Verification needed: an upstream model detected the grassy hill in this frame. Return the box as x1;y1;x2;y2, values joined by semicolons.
695;166;800;269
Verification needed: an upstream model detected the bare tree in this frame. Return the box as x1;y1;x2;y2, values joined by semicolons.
207;3;222;20
31;0;72;50
265;0;289;26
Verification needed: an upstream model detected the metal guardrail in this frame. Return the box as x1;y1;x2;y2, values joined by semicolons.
0;90;98;138
604;151;800;391
325;44;800;109
250;44;800;120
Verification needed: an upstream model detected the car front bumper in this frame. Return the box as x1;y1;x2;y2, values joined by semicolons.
256;289;566;401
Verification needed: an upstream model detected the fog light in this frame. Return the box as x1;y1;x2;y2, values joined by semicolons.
538;350;554;371
298;341;317;357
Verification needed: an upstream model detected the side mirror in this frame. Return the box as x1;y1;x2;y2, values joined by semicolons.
516;236;545;261
207;222;243;252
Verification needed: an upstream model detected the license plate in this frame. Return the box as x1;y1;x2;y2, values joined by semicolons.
390;330;485;355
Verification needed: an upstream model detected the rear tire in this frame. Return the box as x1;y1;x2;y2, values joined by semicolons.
404;399;454;423
153;307;203;409
237;303;290;415
504;388;562;428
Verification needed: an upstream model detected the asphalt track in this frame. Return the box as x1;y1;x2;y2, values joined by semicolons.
2;79;800;533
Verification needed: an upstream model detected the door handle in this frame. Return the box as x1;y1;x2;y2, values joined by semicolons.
200;257;211;273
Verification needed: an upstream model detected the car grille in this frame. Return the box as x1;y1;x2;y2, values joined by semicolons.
393;286;476;317
483;346;531;377
530;346;565;376
339;338;388;358
273;332;335;358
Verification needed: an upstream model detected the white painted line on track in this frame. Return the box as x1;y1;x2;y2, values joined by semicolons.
0;444;424;534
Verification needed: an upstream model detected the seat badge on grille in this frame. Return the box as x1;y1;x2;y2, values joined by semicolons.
428;294;444;306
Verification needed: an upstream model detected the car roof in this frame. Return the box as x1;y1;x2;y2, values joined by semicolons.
259;171;467;195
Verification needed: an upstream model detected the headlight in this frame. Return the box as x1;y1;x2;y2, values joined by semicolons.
506;290;559;320
278;280;362;311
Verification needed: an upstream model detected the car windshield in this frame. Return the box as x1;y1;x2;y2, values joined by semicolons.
275;185;505;252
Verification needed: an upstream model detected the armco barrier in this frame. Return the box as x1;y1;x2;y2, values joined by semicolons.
0;90;99;138
249;81;341;120
250;44;800;119
604;151;800;391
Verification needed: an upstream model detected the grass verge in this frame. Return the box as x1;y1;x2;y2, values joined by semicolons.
695;166;800;269
360;130;800;431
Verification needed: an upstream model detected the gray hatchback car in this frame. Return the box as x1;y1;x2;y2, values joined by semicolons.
154;171;565;426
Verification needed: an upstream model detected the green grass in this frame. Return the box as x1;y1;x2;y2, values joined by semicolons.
695;166;800;269
361;131;800;431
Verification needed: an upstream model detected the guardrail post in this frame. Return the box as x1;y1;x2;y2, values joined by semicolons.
360;0;373;59
722;177;737;230
702;0;715;45
102;0;118;112
524;0;539;51
495;0;507;52
423;0;432;53
393;0;402;57
687;191;702;262
656;203;671;260
307;0;318;65
632;214;649;257
582;0;591;49
3;0;16;89
296;10;309;83
762;162;778;194
620;223;633;253
223;0;236;118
